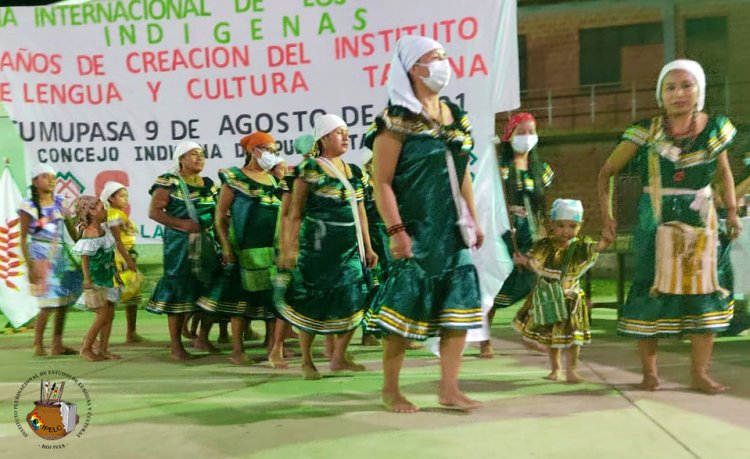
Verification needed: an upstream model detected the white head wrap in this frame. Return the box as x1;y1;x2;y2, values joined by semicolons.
550;199;584;223
314;114;347;141
173;141;204;171
656;59;706;111
99;181;126;207
387;36;444;115
30;163;56;179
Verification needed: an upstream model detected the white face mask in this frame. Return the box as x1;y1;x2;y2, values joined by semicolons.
511;134;538;153
255;149;277;171
417;59;451;93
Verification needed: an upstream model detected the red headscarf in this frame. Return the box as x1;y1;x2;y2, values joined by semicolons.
501;112;536;142
240;131;275;152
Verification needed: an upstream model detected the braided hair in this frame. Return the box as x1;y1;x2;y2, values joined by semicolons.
29;184;44;234
498;142;548;215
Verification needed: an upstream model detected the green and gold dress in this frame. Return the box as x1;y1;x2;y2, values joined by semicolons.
618;115;736;337
275;159;370;334
494;161;554;309
363;99;482;340
513;237;598;348
146;173;219;315
198;167;280;319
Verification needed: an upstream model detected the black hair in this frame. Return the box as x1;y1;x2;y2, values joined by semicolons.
29;184;43;234
498;142;548;215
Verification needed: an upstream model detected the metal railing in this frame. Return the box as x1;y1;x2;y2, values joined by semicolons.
501;77;750;131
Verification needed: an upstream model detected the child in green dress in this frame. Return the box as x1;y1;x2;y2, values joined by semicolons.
513;199;609;383
72;196;124;362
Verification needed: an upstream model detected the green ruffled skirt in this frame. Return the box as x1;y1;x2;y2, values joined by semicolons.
275;217;370;334
147;227;205;315
367;251;483;341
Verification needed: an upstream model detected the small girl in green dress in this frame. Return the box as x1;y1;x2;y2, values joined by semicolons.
72;196;123;362
513;199;609;383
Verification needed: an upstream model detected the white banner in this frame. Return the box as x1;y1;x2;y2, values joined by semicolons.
0;0;517;332
0;167;39;328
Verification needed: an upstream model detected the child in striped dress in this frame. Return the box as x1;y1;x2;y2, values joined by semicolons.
513;199;609;383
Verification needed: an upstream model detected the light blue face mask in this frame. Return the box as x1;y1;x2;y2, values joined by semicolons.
744;157;750;167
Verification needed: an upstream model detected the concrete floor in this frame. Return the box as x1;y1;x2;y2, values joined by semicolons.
0;307;748;459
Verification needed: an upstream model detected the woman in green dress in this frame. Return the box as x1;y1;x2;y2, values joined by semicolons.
198;132;282;365
277;114;378;380
366;36;484;413
147;141;220;362
598;59;742;394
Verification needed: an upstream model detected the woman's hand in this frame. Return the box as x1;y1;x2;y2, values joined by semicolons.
222;247;237;266
512;251;529;268
222;249;237;266
277;249;298;271
365;248;379;269
726;214;743;240
180;219;201;233
389;231;413;260
474;226;485;249
601;216;618;244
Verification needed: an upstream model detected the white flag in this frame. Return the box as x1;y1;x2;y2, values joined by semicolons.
0;167;39;328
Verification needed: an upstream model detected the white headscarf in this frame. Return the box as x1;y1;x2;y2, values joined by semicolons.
30;163;56;179
656;59;706;111
99;181;126;208
387;36;444;115
550;199;584;223
173;141;203;171
314;114;347;141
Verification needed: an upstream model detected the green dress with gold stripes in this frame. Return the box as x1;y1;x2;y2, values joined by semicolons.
363;99;482;340
146;173;219;315
618;115;736;337
275;158;370;334
198;167;280;319
494;161;554;309
513;237;598;348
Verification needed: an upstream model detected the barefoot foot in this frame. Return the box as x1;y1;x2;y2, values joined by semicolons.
479;341;494;359
438;391;482;411
382;391;420;413
34;345;47;357
100;351;122;360
269;349;288;369
565;370;585;384
544;370;561;381
301;363;321;380
125;333;147;344
228;352;251;365
192;338;220;353
692;373;729;395
636;374;661;391
51;346;78;356
80;348;104;362
169;350;192;362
